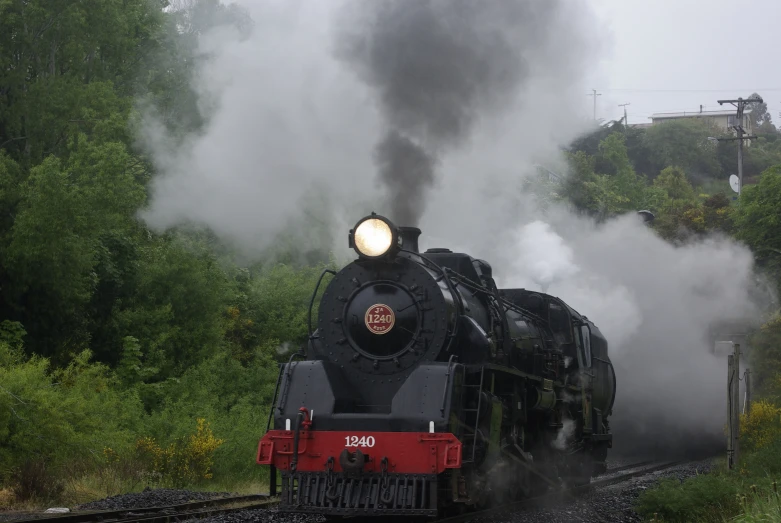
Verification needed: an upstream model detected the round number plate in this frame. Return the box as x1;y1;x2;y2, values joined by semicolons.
365;304;395;335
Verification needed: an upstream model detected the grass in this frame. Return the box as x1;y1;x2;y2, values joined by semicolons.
732;489;781;522
637;460;741;522
0;472;270;514
637;432;781;522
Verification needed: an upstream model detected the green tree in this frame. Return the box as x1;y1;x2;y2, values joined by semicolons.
648;167;701;241
562;133;648;219
0;0;166;165
746;92;777;134
717;134;781;181
643;119;723;181
139;0;253;135
112;235;232;377
0;345;144;491
1;135;146;360
653;166;696;201
561;151;599;211
0;152;23;239
598;133;646;207
734;165;781;287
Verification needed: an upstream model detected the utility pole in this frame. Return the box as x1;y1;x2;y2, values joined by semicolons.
727;352;734;469
715;96;762;195
734;343;741;467
589;89;602;120
618;103;630;132
728;343;741;469
726;342;742;469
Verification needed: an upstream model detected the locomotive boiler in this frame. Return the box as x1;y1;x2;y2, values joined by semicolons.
257;213;616;518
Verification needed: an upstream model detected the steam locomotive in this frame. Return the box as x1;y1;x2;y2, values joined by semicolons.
257;213;616;518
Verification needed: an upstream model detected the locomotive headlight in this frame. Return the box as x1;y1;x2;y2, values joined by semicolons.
350;213;399;259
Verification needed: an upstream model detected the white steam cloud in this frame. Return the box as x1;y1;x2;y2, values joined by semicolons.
139;1;382;258
139;0;601;258
552;418;576;452
496;212;768;455
136;0;770;457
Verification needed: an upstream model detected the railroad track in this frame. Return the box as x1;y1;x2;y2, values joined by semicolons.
6;460;683;523
6;494;277;523
436;460;685;523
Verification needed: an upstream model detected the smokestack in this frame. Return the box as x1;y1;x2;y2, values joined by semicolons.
700;105;703;113
399;226;421;253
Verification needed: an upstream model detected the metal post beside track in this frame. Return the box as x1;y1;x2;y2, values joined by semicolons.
727;353;735;469
725;343;742;470
733;344;741;468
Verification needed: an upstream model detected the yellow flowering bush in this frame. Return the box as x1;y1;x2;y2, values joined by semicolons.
186;418;224;480
134;419;224;487
740;400;781;452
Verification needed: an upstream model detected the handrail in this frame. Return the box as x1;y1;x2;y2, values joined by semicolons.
440;355;458;414
307;269;337;338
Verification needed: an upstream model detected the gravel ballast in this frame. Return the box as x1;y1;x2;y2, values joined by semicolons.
193;459;714;523
0;489;240;523
74;488;235;511
0;459;713;523
469;459;714;523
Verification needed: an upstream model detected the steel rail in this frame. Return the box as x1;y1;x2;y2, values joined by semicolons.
9;461;683;523
6;494;277;523
435;460;685;523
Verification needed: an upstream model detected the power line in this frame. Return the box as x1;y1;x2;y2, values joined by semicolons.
603;87;781;93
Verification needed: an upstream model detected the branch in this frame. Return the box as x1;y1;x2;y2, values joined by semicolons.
33;15;59;41
0;136;27;149
9;404;27;421
0;384;28;405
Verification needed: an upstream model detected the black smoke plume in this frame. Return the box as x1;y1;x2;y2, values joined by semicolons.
374;132;436;226
336;0;560;224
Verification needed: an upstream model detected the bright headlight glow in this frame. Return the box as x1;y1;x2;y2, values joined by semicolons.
354;219;393;257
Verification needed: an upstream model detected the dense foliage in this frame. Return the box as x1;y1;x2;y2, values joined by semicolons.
2;0;781;514
0;0;334;502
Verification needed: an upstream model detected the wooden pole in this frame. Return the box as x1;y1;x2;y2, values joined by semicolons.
727;353;735;469
733;344;741;467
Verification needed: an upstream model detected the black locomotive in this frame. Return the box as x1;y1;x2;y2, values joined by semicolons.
257;213;616;517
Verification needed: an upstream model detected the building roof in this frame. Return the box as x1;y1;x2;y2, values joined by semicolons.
649;109;752;120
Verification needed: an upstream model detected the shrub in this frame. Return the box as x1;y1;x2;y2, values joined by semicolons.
741;437;781;477
0;344;145;501
134;419;224;488
10;460;64;503
741;400;781;452
635;472;741;522
142;349;279;483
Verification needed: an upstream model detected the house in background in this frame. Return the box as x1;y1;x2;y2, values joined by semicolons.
649;105;753;135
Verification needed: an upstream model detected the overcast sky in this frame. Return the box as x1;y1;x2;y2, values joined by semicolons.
589;0;781;125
